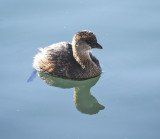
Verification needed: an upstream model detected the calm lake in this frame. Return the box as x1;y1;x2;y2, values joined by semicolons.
1;0;160;139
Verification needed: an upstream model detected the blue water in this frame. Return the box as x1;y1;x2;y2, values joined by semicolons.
1;0;160;138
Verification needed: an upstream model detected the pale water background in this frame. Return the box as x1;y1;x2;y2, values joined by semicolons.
1;0;160;139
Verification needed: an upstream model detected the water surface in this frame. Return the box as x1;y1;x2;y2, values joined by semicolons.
1;0;160;138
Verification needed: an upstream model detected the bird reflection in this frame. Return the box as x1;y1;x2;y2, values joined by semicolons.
37;72;105;115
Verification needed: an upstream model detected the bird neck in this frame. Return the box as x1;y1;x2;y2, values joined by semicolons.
72;42;92;69
72;40;101;78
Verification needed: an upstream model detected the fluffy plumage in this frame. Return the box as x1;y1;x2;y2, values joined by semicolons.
33;31;102;80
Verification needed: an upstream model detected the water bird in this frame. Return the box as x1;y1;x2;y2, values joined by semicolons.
33;30;102;80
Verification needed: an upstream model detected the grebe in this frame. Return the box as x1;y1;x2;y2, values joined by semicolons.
33;30;102;80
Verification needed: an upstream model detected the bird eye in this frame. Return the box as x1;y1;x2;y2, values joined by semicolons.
86;40;92;45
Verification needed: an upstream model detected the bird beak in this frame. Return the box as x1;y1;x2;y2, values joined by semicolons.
95;43;103;49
